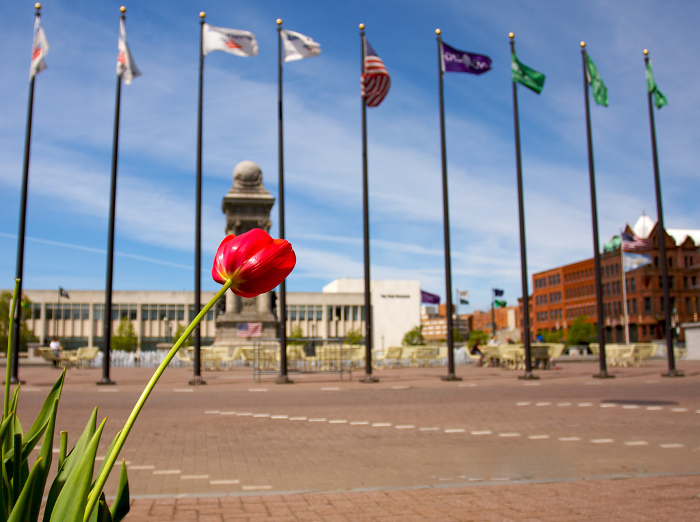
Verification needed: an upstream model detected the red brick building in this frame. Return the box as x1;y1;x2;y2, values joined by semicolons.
528;221;699;343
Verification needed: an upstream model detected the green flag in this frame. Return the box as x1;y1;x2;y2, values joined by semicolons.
511;53;545;94
645;61;668;109
586;54;608;106
494;299;507;308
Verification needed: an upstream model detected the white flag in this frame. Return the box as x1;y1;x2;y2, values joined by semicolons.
117;18;141;85
202;23;258;57
280;29;321;62
29;16;49;79
458;289;470;300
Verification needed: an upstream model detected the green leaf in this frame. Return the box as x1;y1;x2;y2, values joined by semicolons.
92;431;121;490
87;493;112;522
43;409;98;522
29;398;59;522
109;461;129;522
19;372;64;462
6;456;44;522
50;418;106;522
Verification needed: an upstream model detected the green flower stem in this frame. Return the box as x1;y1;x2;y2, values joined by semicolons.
4;279;20;419
84;279;233;521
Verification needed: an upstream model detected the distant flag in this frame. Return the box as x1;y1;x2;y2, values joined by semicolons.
493;288;504;297
59;287;70;299
511;52;545;94
280;29;321;62
29;15;49;79
494;299;507;308
440;41;491;75
202;23;258;57
585;54;608;106
362;39;390;107
645;60;668;109
237;322;262;338
623;252;653;272
421;290;440;305
117;18;141;85
458;289;470;305
621;231;651;251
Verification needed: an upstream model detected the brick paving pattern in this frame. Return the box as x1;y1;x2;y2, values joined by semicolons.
11;359;700;520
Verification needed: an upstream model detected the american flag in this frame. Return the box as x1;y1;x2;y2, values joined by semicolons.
237;322;262;338
362;38;390;107
621;231;651;252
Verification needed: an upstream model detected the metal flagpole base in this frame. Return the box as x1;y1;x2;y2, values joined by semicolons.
6;379;25;385
188;376;206;386
592;371;615;379
518;372;539;380
441;373;462;381
360;374;379;383
661;369;684;378
276;375;294;384
96;378;116;385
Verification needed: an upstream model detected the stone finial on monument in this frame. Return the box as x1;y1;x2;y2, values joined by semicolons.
214;161;279;345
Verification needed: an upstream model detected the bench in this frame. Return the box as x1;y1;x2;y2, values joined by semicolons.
373;346;403;369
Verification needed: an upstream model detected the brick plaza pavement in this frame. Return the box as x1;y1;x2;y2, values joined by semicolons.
9;359;700;520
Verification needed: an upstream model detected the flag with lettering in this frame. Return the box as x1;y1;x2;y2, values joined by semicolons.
117;18;141;85
586;53;608;106
421;290;440;305
511;53;545;94
237;322;262;337
362;38;390;107
29;16;49;79
645;60;668;109
203;23;258;57
281;29;321;62
440;41;491;75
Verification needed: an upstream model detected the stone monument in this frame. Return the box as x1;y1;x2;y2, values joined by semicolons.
214;160;279;345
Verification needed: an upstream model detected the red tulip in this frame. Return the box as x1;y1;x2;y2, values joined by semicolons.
212;229;296;298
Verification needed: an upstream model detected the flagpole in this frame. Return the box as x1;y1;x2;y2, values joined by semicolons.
11;3;45;384
98;6;131;386
509;33;537;380
276;19;292;384
644;49;681;377
620;231;630;345
54;287;59;338
358;24;378;383
580;43;612;379
434;30;460;381
491;289;496;338
190;12;206;385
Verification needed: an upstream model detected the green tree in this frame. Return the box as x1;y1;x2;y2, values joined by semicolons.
111;316;138;352
537;328;564;343
402;325;424;346
171;323;193;348
344;328;363;345
288;325;305;345
0;291;37;353
565;316;596;346
452;328;464;344
467;329;489;348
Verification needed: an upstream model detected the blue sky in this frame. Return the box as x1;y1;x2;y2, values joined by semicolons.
1;0;698;312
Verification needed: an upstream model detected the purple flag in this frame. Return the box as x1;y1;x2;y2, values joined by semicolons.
441;41;491;75
421;291;440;304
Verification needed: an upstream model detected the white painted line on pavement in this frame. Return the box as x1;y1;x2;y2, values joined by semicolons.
498;432;521;437
129;465;155;470
528;435;550;440
271;415;288;419
153;470;181;475
419;427;440;431
350;421;369;425
173;389;193;393
236;412;252;416
557;402;572;407
321;387;340;391
445;429;466;433
289;416;307;421
671;408;688;412
204;410;220;414
516;402;531;406
624;441;648;446
395;425;415;429
660;443;685;448
577;403;593;407
471;430;492;436
181;475;209;480
622;405;639;409
329;420;347;424
558;437;582;442
248;388;268;392
371;422;392;427
210;479;240;485
599;404;616;408
253;413;270;418
458;383;477;387
591;438;614;444
646;406;663;411
308;418;327;422
523;382;540;386
242;485;272;491
535;402;551;406
220;411;236;415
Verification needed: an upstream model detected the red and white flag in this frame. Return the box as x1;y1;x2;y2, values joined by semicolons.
362;38;390;107
202;23;258;57
29;16;49;79
280;29;321;62
117;18;141;85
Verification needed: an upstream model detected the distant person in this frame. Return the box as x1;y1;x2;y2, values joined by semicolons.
470;339;484;367
49;337;63;366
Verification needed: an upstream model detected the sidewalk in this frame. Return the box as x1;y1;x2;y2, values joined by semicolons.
12;360;700;520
